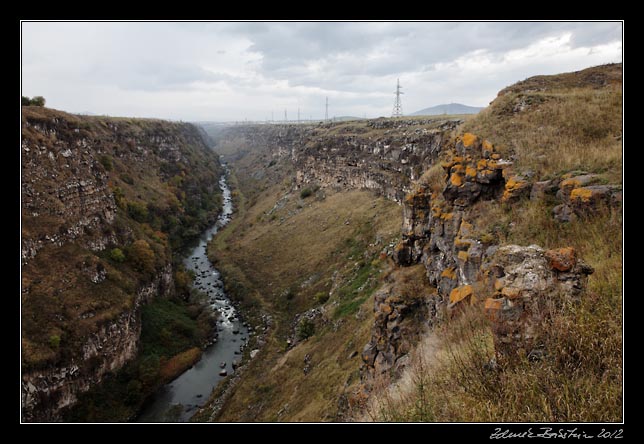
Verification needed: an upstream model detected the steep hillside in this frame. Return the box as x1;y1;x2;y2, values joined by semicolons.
21;107;223;421
195;63;621;423
366;63;622;422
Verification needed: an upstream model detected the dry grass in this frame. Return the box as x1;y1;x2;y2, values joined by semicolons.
462;69;622;182
364;278;622;422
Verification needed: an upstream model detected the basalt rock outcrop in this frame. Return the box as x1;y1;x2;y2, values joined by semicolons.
482;245;593;362
21;107;222;421
213;118;462;202
362;133;598;379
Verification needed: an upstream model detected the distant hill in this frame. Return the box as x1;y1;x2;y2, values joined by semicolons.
410;103;484;116
333;116;366;122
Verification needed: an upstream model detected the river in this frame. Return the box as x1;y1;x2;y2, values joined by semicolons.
136;168;249;422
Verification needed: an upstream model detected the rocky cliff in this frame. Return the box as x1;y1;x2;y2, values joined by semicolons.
212;118;461;202
361;132;614;379
21;107;222;421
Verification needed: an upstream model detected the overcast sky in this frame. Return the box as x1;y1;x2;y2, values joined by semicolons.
21;21;622;121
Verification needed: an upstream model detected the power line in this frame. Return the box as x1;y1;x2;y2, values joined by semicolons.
392;78;404;118
325;97;329;122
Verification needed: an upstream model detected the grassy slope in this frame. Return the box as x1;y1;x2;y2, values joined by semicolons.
204;152;401;421
365;63;623;422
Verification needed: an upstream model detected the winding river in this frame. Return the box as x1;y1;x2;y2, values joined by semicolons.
136;168;249;422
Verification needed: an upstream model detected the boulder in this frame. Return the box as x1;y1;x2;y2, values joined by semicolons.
483;244;593;362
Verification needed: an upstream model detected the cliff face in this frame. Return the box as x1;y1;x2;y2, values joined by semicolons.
21;265;173;421
21;107;222;421
213;118;461;202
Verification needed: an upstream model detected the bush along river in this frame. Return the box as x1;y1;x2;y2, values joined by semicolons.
136;168;250;422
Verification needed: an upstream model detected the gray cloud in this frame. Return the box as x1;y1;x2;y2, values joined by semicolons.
21;21;622;121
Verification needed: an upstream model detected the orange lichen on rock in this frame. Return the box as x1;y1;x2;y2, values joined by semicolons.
461;133;477;147
502;176;530;201
465;166;477;177
379;303;393;315
482;139;494;152
449;284;473;304
491;153;501;160
450;173;463;187
440;212;454;220
441;267;456;279
560;178;581;189
545;247;576;272
457;250;469;261
451;163;465;174
501;286;521;299
477;159;488;170
570;187;594;203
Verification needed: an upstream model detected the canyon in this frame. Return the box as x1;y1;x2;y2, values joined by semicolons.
21;63;622;422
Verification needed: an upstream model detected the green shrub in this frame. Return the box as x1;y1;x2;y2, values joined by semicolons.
100;154;113;172
49;334;61;349
121;173;135;185
127;201;149;223
300;188;313;199
110;248;126;263
30;96;46;107
125;380;143;405
128;240;155;273
315;292;329;304
22;96;46;106
297;318;315;340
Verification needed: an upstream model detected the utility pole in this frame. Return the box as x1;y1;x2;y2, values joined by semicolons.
325;97;329;122
271;110;274;123
298;107;300;124
392;78;404;118
284;109;287;123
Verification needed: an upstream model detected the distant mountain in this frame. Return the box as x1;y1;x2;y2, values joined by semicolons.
410;103;484;116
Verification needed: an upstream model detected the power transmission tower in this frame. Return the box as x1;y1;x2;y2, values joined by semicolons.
284;109;287;123
392;78;403;117
325;97;329;122
298;107;300;124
